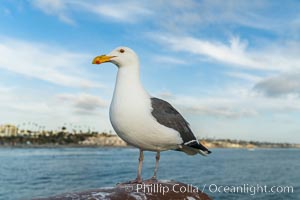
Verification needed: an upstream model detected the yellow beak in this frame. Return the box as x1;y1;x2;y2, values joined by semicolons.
92;55;116;64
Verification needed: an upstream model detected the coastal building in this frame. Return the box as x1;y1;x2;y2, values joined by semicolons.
0;124;18;137
80;134;127;147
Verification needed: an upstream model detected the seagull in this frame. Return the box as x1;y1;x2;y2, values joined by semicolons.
92;47;211;184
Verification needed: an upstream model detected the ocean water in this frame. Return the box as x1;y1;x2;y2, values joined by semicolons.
0;147;299;200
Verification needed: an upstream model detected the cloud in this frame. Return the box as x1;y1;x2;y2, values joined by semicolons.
0;85;52;115
153;34;300;72
0;85;112;130
0;85;13;93
184;104;258;119
31;0;152;24
191;0;283;31
133;0;300;36
157;87;300;120
151;0;271;32
83;1;152;22
30;0;300;38
157;90;258;119
254;72;300;97
57;93;108;114
157;91;175;99
31;0;75;25
0;37;103;88
226;71;263;82
174;96;258;119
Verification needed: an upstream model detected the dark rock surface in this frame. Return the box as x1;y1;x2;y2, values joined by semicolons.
34;180;212;200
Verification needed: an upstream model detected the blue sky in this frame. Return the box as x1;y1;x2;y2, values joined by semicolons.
1;0;300;142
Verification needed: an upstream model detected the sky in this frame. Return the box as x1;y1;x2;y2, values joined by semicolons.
0;0;300;143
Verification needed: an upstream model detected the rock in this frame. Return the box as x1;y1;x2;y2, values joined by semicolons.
34;180;212;200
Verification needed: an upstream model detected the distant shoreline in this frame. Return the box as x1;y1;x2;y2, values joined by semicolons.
0;144;132;148
1;132;299;149
1;144;299;149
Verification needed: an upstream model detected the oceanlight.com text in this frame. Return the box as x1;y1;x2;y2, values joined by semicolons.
204;184;294;196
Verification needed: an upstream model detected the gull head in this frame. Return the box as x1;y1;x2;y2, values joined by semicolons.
92;46;139;68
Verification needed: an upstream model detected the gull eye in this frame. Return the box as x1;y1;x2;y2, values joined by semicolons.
119;49;125;53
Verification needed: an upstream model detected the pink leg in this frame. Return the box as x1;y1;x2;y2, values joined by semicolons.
143;151;160;184
136;149;144;182
152;151;160;179
117;149;143;185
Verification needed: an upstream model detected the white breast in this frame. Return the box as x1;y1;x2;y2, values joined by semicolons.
109;68;182;151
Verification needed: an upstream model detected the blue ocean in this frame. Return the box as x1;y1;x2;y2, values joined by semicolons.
0;147;299;200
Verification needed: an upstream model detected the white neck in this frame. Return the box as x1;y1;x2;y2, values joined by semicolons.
112;65;149;105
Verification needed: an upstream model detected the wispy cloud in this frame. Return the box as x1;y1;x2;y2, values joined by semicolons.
151;0;272;33
226;71;263;82
0;37;103;88
171;95;258;119
153;34;300;72
31;0;75;25
31;0;152;24
159;88;300;120
82;1;152;22
30;0;300;36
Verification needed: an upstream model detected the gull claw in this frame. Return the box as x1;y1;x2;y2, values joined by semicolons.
117;178;143;185
142;177;159;184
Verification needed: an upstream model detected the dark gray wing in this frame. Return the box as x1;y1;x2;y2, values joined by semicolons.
151;97;211;154
150;97;197;144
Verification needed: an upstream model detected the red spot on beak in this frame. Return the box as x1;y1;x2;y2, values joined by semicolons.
95;60;100;64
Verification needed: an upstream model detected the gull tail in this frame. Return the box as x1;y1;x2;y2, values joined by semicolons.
178;141;212;156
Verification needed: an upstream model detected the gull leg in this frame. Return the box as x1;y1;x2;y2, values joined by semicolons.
144;151;160;184
117;149;143;185
136;149;144;182
152;151;160;179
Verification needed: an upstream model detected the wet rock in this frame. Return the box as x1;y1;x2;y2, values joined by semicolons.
34;180;212;200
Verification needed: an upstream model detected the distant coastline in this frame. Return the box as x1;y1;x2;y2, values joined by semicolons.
1;132;299;149
202;138;300;149
1;123;299;149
